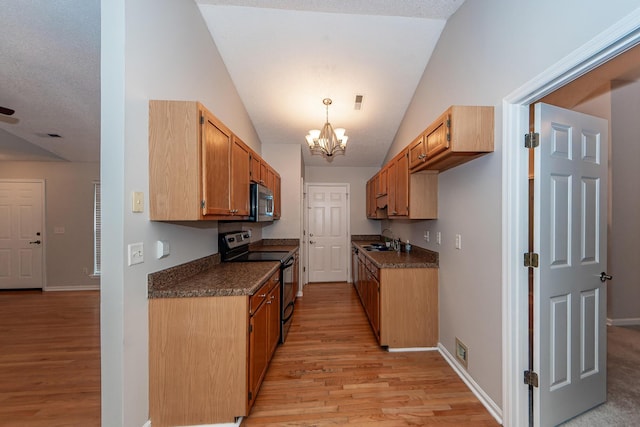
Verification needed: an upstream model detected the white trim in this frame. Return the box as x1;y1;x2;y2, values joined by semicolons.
438;343;503;425
387;346;438;352
502;11;640;427
607;317;640;326
44;285;101;291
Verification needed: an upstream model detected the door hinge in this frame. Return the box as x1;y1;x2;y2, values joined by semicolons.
524;370;539;387
525;132;539;148
249;324;253;333
524;252;539;268
200;115;204;125
248;391;253;401
200;200;205;209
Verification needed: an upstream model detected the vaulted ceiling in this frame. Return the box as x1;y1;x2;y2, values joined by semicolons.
0;0;465;166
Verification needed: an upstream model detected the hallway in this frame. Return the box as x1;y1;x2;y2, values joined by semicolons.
242;282;498;426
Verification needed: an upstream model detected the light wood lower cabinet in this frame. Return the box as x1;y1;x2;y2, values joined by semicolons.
149;271;280;426
354;251;438;348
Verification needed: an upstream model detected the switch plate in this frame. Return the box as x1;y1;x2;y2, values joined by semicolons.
54;226;65;234
424;230;430;242
128;242;144;266
132;192;144;213
455;234;462;250
436;232;441;245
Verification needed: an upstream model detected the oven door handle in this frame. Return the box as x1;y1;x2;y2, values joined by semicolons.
282;300;295;323
282;257;294;269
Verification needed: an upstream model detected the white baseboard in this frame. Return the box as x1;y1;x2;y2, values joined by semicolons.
607;317;640;326
143;418;242;427
44;284;100;291
438;343;503;425
387;346;438;352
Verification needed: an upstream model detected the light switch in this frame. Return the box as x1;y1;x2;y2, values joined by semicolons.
436;231;441;245
54;226;65;234
132;191;144;213
128;242;144;266
455;234;462;250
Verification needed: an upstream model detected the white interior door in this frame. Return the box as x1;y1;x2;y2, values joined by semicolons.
307;184;349;283
533;103;608;426
0;181;45;289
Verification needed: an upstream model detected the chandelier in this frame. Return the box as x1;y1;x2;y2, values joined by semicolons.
305;98;348;160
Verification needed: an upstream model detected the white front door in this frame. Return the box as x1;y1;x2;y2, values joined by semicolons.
307;184;349;283
533;103;608;426
0;181;45;289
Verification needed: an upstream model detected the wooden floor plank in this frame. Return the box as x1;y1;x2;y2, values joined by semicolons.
242;282;499;426
0;289;101;427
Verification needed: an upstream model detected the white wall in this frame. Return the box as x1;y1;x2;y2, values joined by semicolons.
610;79;640;321
101;0;640;424
383;0;640;411
101;0;260;425
305;166;381;236
0;161;100;289
262;144;303;239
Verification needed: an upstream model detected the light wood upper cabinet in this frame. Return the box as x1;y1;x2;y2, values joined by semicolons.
408;135;427;170
231;137;251;217
273;173;281;219
387;150;409;217
417;105;494;172
149;100;251;220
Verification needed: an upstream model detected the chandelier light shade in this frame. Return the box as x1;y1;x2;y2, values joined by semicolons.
306;98;348;161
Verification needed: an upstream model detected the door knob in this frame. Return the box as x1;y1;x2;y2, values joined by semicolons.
309;233;314;237
309;240;316;244
29;240;41;245
600;272;613;282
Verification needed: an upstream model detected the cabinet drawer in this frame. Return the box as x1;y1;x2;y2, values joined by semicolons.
249;271;279;315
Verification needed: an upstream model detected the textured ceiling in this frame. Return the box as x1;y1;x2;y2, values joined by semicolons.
0;0;100;162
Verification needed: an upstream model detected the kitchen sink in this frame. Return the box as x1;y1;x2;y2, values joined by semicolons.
362;243;391;252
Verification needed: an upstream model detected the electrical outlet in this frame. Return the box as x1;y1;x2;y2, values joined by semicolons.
128;242;144;266
424;230;430;242
456;337;468;368
436;231;441;245
455;234;462;249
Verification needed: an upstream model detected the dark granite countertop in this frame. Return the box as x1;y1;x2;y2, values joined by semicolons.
148;254;280;299
148;243;300;299
352;241;439;269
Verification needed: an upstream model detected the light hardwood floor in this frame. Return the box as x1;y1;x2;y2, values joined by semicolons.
0;290;100;427
243;282;499;426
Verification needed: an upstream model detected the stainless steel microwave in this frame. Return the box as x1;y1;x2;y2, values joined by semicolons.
249;183;274;222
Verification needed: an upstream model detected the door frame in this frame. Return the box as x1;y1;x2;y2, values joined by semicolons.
303;182;351;286
0;179;47;290
501;14;640;427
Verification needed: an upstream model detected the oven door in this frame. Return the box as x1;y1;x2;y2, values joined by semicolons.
280;255;295;343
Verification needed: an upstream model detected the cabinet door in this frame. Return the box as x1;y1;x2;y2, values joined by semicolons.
250;153;261;184
408;135;427;169
425;113;451;159
259;161;269;186
201;109;232;216
394;152;409;217
267;284;280;358
249;299;269;405
273;173;281;219
376;168;388;197
231;138;250;217
370;274;380;339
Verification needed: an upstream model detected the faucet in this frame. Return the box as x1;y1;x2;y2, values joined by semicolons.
381;228;395;242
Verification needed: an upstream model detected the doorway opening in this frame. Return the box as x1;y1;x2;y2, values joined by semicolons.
502;19;640;427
